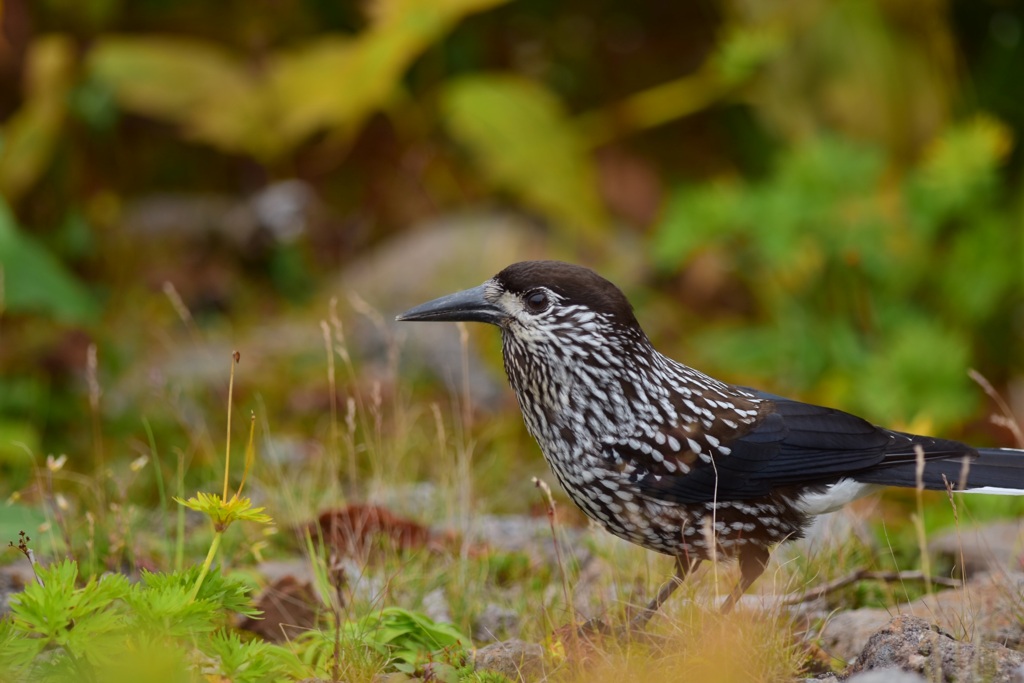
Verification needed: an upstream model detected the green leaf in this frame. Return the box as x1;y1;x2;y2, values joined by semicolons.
906;115;1014;229
853;315;975;427
175;492;272;530
0;35;74;201
0;198;100;323
349;607;469;671
87;36;275;158
271;0;508;150
140;565;259;618
652;183;741;268
939;214;1018;323
441;74;608;240
0;615;39;677
201;629;301;683
9;559;130;651
713;25;785;85
123;580;220;638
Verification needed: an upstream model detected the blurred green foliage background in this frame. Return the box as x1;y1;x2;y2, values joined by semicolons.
1;0;1022;474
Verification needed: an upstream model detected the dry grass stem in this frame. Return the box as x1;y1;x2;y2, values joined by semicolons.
913;444;932;595
969;369;1024;448
534;477;573;620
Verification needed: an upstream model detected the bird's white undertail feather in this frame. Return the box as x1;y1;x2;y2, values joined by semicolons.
795;479;880;516
961;486;1024;496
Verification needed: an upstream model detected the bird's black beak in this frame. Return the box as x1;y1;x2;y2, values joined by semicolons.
396;283;503;325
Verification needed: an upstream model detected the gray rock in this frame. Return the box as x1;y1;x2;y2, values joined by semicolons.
0;564;30;617
466;514;589;567
847;668;926;682
421;587;452;626
472;639;546;682
846;615;1024;682
820;608;893;664
122;180;316;246
473;603;522;642
909;571;1024;649
819;571;1024;662
929;521;1024;578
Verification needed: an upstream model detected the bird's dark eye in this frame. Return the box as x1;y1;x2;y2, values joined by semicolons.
524;290;550;313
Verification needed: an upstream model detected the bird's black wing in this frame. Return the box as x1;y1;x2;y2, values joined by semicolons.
610;390;975;505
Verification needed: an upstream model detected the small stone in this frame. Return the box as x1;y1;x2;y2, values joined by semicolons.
846;668;926;683
818;608;890;663
929;521;1024;578
472;639;546;682
422;662;459;683
371;674;421;683
421;587;452;626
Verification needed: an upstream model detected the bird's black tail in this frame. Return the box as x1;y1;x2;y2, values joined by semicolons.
853;447;1024;494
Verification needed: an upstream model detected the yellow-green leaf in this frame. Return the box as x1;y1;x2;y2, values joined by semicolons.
269;0;511;150
441;74;608;241
88;36;247;124
175;492;272;531
0;35;75;201
919;115;1013;190
267;36;376;147
87;36;278;159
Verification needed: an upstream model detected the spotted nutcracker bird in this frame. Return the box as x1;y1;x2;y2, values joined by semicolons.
397;260;1024;627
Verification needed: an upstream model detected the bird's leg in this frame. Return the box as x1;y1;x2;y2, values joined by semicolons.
630;555;701;631
721;544;770;614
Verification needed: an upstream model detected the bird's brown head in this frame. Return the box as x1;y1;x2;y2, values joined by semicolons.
396;260;640;335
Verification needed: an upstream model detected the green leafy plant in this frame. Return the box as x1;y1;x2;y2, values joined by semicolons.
7;558;130;677
354;606;470;673
297;606;471;676
2;555;295;682
202;630;301;683
652;119;1019;430
175;351;272;601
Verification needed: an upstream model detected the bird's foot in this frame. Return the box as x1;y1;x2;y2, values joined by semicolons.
628;607;658;633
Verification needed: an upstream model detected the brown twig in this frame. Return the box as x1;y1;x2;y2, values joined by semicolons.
784;569;960;606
